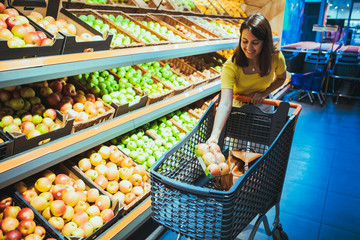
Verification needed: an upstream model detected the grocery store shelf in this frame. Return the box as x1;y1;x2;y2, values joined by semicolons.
0;80;220;189
0;39;237;88
97;197;152;240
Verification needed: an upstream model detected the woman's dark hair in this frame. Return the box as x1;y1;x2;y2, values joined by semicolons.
232;13;277;77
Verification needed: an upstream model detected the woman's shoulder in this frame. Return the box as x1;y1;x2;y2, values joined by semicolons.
272;51;285;62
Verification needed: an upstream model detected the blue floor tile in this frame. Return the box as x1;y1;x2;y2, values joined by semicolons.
332;150;360;174
285;159;331;190
289;144;335;167
328;167;360;199
319;224;360;240
322;191;360;234
280;181;327;222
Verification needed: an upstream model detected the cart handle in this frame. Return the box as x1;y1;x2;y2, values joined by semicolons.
232;95;302;117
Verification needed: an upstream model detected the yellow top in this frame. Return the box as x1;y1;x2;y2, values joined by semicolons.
221;51;286;96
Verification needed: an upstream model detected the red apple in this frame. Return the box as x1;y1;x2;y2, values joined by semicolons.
0;28;13;40
85;93;96;103
3;9;19;17
0;13;9;21
29;196;49;212
78;158;91;172
207;163;221;176
1;217;19;233
34;177;52;193
11;24;27;38
31;103;46;116
0;3;5;13
24;233;43;240
50;200;66;216
29;12;43;21
94;195;111;211
22;23;35;33
54;173;70;185
85;205;100;218
79;222;94;237
88;216;103;230
48;217;64;232
46;92;61;107
124;192;136;205
119;180;132;194
195;143;210;156
87;188;99;203
63;84;76;97
62;205;75;222
120;157;133;169
0;196;12;211
208;142;221;153
219;162;230;175
23;31;41;46
40;37;53;46
94;175;108;190
5;17;20;30
17;208;35;221
129;174;142;187
131;185;144;197
73;200;89;213
0;19;6;28
20;121;35;135
5;230;21;240
41;206;52;220
72;211;89;227
36;30;46;40
50;184;66;200
62;191;80;207
22;190;38;203
43;108;56;120
3;206;21;218
34;226;46;238
61;222;77;237
106;181;119;194
100;208;114;223
18;219;36;236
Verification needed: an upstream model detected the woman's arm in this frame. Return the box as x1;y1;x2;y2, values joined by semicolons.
207;88;233;144
251;71;287;104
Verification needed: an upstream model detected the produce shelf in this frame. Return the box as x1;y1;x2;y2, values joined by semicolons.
0;80;220;188
0;39;237;88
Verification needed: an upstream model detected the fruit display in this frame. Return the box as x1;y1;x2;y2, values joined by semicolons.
196;53;226;72
0;85;64;139
72;69;143;108
169;109;200;133
171;0;197;11
99;13;167;45
187;16;237;38
162;58;208;87
180;56;221;81
75;13;135;47
15;167;119;238
0;194;59;240
172;16;220;40
138;61;191;92
193;0;218;15
110;64;172;100
115;128;168;170
43;78;114;127
74;145;150;210
217;49;234;59
128;14;189;43
195;142;229;177
0;7;53;48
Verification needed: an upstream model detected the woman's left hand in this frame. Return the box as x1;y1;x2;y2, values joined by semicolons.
251;92;267;105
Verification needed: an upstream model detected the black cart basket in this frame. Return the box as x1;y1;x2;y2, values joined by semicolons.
150;96;302;240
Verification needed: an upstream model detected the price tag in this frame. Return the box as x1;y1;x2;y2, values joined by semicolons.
153;46;159;51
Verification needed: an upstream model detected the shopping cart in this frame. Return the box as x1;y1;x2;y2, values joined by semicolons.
150;96;302;240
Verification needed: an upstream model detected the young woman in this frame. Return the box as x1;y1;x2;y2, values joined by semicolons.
207;13;287;144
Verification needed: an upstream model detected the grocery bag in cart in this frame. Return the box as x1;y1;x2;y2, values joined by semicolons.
150;95;301;240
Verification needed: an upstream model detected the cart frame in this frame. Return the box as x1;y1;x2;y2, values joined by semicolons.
150;96;301;240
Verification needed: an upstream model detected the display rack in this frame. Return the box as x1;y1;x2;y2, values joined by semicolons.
0;37;237;239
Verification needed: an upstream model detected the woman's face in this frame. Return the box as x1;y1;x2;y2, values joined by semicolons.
240;29;263;60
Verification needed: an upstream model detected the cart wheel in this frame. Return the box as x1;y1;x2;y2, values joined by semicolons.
272;224;288;240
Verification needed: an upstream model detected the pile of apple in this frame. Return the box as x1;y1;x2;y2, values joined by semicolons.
16;170;114;238
195;142;230;177
139;62;191;90
73;70;142;107
180;57;220;79
76;14;129;45
44;78;107;122
165;61;206;86
217;49;234;59
102;14;161;44
188;16;235;38
78;145;149;206
189;25;216;39
170;109;199;131
112;129;163;170
113;65;170;97
0;5;53;47
0;85;61;139
174;24;197;40
0;195;54;240
140;20;186;42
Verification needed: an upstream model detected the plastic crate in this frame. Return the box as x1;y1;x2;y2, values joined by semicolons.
150;99;299;239
282;50;305;73
0;131;12;160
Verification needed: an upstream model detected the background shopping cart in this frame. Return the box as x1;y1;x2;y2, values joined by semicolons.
150;96;301;240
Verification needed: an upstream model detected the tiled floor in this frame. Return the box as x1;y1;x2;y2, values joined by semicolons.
158;96;360;240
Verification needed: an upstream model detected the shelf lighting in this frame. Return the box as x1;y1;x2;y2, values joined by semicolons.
335;5;338;9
